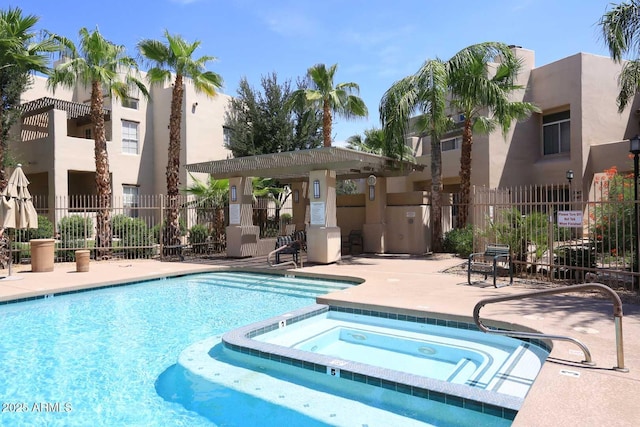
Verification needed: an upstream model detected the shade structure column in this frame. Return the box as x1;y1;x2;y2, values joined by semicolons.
306;170;341;264
363;176;387;253
291;181;308;232
225;176;259;257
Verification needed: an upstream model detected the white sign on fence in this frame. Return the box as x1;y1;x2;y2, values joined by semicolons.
557;210;583;227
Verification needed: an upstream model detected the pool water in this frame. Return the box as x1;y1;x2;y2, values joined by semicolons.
253;310;549;397
0;271;353;426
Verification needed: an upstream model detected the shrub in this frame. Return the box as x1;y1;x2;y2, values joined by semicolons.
59;215;93;241
112;214;152;258
443;225;474;258
188;224;209;254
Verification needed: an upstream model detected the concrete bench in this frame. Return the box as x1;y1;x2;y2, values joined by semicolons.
468;244;513;288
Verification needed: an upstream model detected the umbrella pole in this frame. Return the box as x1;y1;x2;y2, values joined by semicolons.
7;229;12;277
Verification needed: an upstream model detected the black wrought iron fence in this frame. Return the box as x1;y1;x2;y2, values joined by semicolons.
465;182;638;290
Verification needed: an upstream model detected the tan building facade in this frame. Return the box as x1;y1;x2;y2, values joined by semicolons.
395;47;639;203
14;72;231;209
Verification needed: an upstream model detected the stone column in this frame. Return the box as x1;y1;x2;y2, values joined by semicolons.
225;176;259;257
306;170;341;264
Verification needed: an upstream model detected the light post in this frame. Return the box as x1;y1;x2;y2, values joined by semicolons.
630;135;640;291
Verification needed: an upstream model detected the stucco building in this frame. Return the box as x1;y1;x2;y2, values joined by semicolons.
394;47;638;206
14;71;231;213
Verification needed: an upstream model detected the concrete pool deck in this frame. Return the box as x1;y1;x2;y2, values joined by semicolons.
0;254;638;426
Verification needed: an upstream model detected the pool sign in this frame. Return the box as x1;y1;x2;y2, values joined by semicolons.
557;210;583;227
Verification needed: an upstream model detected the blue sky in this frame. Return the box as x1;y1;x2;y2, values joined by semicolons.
20;0;616;144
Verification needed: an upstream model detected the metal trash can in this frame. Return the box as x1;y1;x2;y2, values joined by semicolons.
30;239;55;272
75;250;90;272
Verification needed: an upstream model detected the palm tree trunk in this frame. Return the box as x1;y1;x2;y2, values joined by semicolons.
164;74;184;251
322;99;332;147
92;81;112;259
458;118;473;227
430;137;443;252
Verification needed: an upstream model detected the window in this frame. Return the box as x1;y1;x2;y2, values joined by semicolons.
441;136;462;151
223;126;232;147
84;128;92;139
122;97;139;110
123;185;139;218
122;120;139;154
543;111;570;155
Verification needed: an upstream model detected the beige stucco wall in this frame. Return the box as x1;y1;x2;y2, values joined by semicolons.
15;71;232;201
401;49;639;203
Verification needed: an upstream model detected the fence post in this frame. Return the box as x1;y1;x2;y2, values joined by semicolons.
159;194;164;257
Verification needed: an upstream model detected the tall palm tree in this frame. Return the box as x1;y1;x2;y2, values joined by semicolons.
48;27;148;258
600;1;640;111
0;7;58;189
138;31;223;249
380;59;451;252
290;63;367;147
448;42;539;227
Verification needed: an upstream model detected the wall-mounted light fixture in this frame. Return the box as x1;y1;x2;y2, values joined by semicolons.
293;189;299;203
566;169;574;185
367;175;376;201
230;185;237;202
313;180;320;199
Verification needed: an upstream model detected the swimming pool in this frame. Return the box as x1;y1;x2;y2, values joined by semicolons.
221;304;551;420
0;270;355;426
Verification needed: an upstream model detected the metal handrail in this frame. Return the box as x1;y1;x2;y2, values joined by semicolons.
267;245;299;269
473;283;628;372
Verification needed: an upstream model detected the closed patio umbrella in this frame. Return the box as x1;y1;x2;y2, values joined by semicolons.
0;164;38;278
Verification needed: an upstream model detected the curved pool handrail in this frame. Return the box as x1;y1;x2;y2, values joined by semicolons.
267;245;298;269
473;283;628;372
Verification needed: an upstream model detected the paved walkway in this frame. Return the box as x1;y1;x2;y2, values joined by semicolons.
1;254;638;426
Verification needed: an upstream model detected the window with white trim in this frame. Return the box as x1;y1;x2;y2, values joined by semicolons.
123;185;139;218
543;111;570;155
441;136;462;151
122;120;139;154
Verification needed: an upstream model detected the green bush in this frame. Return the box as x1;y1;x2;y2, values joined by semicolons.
15;215;55;242
112;214;152;258
443;225;474;258
280;213;292;223
188;224;209;254
59;215;92;241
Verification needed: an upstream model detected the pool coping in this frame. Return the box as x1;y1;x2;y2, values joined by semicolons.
222;303;549;420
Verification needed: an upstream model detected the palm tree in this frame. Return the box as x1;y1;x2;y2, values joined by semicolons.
0;7;58;189
448;42;539;227
183;173;228;245
380;59;451;252
138;31;223;250
48;27;148;258
600;1;640;111
347;127;415;160
290;63;367;147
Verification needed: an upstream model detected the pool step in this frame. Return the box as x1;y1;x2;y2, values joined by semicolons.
187;272;354;298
